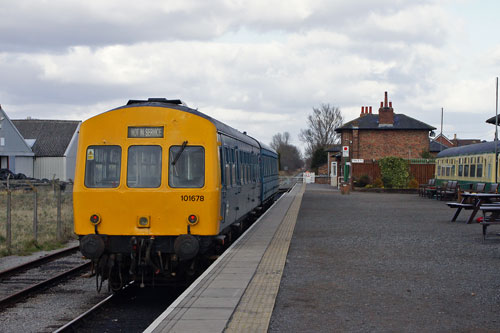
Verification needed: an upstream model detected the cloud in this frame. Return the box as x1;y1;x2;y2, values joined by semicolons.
0;0;494;151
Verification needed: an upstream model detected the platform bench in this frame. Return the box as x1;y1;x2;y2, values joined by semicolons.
479;205;500;240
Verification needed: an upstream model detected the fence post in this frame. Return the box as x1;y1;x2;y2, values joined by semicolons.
6;174;12;253
57;182;62;242
26;180;38;243
6;189;11;253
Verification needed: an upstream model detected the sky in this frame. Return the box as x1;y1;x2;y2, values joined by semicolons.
1;0;500;154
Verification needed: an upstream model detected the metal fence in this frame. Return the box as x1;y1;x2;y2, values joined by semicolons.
0;178;75;255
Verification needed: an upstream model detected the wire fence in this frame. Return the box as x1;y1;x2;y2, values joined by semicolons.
0;178;75;256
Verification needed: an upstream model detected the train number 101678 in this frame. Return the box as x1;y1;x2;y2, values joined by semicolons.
181;195;205;202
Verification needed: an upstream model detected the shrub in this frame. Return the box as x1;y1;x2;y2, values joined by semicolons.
408;178;419;189
372;177;384;188
378;156;409;189
357;174;370;187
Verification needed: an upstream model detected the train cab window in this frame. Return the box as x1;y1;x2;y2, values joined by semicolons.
169;146;205;188
127;145;162;188
85;146;121;188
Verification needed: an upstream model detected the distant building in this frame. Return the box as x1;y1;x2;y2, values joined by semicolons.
429;139;448;157
450;134;481;147
335;92;436;161
0;106;35;176
12;119;81;181
433;134;454;148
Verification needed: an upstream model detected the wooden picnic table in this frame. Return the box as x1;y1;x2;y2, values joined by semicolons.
447;192;500;224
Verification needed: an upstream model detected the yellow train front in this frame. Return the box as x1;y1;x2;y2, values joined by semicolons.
74;98;278;290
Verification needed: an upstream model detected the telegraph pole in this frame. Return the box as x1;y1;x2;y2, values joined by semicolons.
496;77;498;183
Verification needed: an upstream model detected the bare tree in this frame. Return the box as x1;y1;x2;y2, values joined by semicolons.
299;103;343;160
270;132;303;171
270;132;290;151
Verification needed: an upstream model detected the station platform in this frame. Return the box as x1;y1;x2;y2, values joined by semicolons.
144;182;306;333
146;183;500;332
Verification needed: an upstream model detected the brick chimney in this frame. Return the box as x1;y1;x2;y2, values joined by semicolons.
378;91;394;125
359;106;372;117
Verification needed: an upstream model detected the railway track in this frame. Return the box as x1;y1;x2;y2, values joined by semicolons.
0;245;91;309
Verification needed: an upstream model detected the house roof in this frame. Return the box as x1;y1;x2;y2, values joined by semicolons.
486;115;500;125
429;139;448;153
12;119;80;157
335;113;435;132
325;144;342;153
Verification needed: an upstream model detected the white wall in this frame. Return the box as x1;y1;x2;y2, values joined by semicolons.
34;157;65;180
14;156;33;177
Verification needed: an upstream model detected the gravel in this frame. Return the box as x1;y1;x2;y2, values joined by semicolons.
269;184;500;332
0;241;111;332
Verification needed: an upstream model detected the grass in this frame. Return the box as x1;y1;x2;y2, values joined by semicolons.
0;184;76;257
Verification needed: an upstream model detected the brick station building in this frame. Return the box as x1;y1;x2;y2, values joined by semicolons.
335;92;435;160
332;92;435;183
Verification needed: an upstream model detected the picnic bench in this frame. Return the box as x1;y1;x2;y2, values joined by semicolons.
479;204;500;239
447;191;500;224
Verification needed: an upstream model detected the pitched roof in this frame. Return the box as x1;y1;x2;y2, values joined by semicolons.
429;139;448;153
325;144;342;153
12;119;80;157
335;113;435;132
486;115;500;125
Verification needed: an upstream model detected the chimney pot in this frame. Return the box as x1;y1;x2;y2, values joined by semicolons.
369;106;372;114
384;91;388;107
380;101;383;108
389;101;392;108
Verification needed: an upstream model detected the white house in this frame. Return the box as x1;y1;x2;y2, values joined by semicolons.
12;118;81;181
0;106;35;176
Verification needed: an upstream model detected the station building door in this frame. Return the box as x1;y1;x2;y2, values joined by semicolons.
0;156;8;169
330;161;337;187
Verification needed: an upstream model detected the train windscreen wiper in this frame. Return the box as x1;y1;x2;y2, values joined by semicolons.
171;140;188;166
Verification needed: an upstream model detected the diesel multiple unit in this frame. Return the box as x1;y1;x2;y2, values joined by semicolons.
74;98;279;290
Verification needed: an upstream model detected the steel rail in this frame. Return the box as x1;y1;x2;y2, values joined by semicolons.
0;245;80;279
0;261;91;309
53;282;136;333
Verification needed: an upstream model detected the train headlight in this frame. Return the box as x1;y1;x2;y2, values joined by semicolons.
90;214;101;225
187;214;199;225
137;216;150;228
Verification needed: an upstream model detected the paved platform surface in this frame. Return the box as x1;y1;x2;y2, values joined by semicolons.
145;183;305;333
269;184;500;332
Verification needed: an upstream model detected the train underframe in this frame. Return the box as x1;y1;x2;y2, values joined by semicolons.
79;196;278;292
79;215;253;292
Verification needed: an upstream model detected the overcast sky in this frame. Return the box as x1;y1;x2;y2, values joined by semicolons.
1;0;499;153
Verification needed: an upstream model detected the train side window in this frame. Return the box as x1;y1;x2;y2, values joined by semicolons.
477;163;483;178
219;147;225;186
458;165;463;177
225;147;231;187
231;148;236;186
85;145;121;188
464;164;469;177
169;146;205;188
127;145;162;188
470;164;476;178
